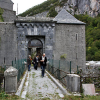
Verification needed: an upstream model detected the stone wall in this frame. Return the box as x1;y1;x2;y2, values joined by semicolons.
0;20;55;67
2;9;16;22
15;22;55;60
0;21;86;71
0;0;13;11
0;22;17;67
0;17;86;71
54;24;86;71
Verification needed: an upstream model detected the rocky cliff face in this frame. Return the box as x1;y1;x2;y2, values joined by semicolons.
34;0;100;18
61;0;100;17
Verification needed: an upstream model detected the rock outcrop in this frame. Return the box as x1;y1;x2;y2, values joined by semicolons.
60;0;100;17
34;0;100;18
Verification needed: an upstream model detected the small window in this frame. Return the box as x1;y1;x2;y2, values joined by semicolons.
76;34;78;40
4;57;5;64
76;53;77;59
15;57;16;64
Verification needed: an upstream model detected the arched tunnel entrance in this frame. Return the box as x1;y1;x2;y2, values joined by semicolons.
28;39;43;59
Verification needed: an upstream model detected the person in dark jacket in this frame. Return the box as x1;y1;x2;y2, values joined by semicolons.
33;54;39;70
27;55;32;71
32;57;35;69
40;53;47;77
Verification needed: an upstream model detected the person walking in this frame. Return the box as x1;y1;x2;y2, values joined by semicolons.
27;55;32;71
40;53;47;77
32;57;35;69
33;54;39;70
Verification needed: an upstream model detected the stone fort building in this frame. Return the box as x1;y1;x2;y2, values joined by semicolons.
0;0;86;70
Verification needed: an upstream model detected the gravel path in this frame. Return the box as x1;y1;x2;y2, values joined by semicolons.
21;67;65;100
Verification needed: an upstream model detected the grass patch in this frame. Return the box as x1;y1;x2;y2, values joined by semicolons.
26;92;35;100
63;95;100;100
41;97;50;100
26;92;29;98
37;93;43;97
32;72;36;78
96;88;100;93
38;92;42;93
0;91;21;100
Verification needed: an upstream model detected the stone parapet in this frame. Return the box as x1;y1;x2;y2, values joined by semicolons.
16;16;54;22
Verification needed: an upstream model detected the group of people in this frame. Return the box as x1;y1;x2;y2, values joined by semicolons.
27;53;47;77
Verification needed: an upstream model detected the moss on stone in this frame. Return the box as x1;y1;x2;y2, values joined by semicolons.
0;8;4;22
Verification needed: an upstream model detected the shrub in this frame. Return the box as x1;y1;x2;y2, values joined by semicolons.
60;54;67;59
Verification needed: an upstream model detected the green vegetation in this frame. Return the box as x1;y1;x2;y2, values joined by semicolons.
63;95;100;100
0;66;5;73
0;8;4;22
47;7;58;17
19;0;60;17
59;0;68;7
32;72;36;78
0;91;21;100
60;54;67;59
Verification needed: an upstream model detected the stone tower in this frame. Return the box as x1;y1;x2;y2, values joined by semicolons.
0;0;16;22
0;0;13;11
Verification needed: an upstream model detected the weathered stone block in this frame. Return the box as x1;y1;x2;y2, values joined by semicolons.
4;66;18;93
66;74;80;93
82;84;96;96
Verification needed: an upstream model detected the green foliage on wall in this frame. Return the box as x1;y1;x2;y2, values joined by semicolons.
0;8;4;22
74;14;100;61
60;54;67;59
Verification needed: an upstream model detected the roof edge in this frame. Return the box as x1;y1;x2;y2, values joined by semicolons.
55;22;86;25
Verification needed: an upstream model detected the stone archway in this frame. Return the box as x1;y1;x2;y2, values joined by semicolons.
28;39;43;58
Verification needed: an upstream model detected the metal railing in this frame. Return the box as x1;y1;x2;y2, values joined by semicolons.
12;59;27;82
46;59;79;87
47;59;79;73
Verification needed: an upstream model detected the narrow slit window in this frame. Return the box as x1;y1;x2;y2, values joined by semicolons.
4;57;5;64
15;57;16;64
76;53;77;59
76;34;78;40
